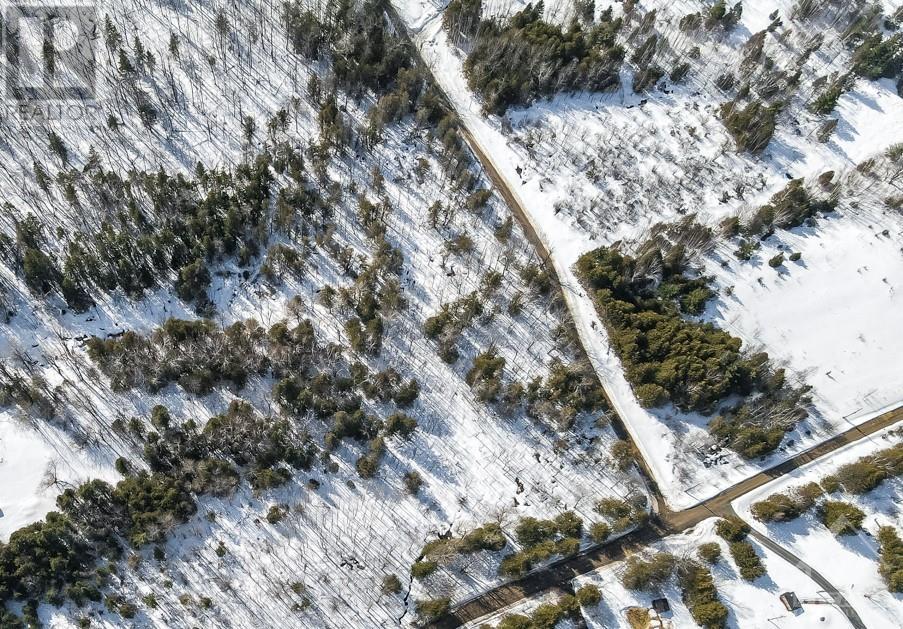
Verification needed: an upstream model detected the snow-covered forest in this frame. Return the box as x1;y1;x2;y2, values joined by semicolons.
0;0;901;627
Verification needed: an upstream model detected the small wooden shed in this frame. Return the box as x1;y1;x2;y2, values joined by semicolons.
651;597;671;614
780;591;802;612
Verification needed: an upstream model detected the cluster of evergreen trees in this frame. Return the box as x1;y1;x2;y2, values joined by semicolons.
411;522;507;578
498;511;585;577
575;230;810;458
424;284;497;363
727;178;836;263
88;314;421;479
0;340;426;624
715;518;766;581
484;592;584;628
679;560;729;628
0;153;287;315
621;551;675;590
878;526;903;592
0;395;328;623
283;0;411;95
751;442;903;523
4;0;478;322
283;0;475;177
719;100;783;154
851;32;902;81
679;1;743;33
457;3;624;113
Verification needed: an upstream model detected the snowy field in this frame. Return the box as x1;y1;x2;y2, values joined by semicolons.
392;0;903;508
0;409;119;539
734;425;903;629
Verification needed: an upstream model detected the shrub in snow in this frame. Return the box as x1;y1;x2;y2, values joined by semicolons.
554;512;584;539
620;552;676;591
576;584;602;607
698;542;722;564
626;607;651;628
729;541;766;581
403;471;423;495
493;594;580;629
877;527;903;592
715;516;767;579
515;516;559;547
458;523;507;553
266;505;288;524
410;560;438;579
751;492;802;522
751;481;826;522
795;481;825;507
818;501;866;535
595;497;648;533
821;474;842;493
595;498;632;520
381;574;402;595
715;517;751;542
590;522;612;543
670;62;691;82
610;440;635;471
355;437;385;478
250;467;291;490
835;452;895;493
116;600;137;619
415;597;450;622
466;349;506;402
679;560;728;628
499;552;533;578
719;100;782;154
555;537;580;557
383;412;418;439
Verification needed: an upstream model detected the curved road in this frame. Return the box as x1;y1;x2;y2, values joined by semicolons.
442;98;898;629
429;407;899;628
381;4;901;628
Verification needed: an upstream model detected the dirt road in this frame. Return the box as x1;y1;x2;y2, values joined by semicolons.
380;5;901;627
430;405;900;628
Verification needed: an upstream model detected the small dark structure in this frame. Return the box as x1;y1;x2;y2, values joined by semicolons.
780;591;802;612
651;597;670;614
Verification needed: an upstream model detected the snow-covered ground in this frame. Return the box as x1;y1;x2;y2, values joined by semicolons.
734;426;903;629
0;409;119;539
0;0;649;625
392;0;903;508
1;0;901;625
471;517;849;628
706;211;903;425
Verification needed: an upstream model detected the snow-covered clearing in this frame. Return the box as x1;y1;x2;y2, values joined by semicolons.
392;0;903;508
705;211;903;425
734;425;903;629
0;409;119;540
